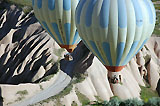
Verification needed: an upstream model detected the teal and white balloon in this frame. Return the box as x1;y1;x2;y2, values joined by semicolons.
76;0;156;71
32;0;81;52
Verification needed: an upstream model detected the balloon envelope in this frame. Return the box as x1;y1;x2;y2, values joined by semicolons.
76;0;156;71
32;0;81;52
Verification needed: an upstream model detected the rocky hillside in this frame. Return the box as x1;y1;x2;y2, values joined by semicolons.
0;4;65;84
0;2;159;106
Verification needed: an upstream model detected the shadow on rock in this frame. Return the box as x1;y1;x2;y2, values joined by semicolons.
0;87;3;106
0;4;22;41
156;78;160;96
0;5;58;84
0;36;53;84
60;41;94;77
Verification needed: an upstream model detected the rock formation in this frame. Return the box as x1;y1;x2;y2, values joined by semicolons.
0;4;64;84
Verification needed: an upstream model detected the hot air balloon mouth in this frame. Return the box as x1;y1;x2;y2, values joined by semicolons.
105;65;126;72
59;44;77;53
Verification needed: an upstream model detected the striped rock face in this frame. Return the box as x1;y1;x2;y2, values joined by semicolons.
76;0;156;69
32;0;81;52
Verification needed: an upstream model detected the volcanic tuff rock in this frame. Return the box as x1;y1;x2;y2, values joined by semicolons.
0;4;64;84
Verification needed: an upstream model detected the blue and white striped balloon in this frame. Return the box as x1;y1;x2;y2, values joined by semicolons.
76;0;156;68
32;0;81;52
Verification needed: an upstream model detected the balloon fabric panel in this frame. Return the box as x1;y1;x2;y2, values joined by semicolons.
76;0;156;67
32;0;81;47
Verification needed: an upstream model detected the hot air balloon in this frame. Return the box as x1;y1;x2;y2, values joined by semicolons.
75;0;156;76
32;0;81;53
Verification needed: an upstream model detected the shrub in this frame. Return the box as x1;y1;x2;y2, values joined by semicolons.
75;89;90;106
144;97;160;106
123;98;144;106
140;86;159;102
16;90;28;96
88;97;160;106
106;97;121;106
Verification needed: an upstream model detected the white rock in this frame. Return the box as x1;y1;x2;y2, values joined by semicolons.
147;59;160;90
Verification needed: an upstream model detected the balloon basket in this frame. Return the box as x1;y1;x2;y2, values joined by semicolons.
64;53;73;61
106;66;125;84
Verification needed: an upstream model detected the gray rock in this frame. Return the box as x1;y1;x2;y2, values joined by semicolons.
0;5;59;84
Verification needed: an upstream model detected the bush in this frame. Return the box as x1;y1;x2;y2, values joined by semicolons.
16;90;28;96
144;97;160;106
88;97;160;106
140;86;159;102
5;0;32;14
75;89;90;106
107;97;120;106
123;98;144;106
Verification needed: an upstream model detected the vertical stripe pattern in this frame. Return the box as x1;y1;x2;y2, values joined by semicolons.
76;0;156;66
32;0;81;46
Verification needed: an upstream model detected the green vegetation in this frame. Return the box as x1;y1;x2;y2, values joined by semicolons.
6;0;32;6
153;8;160;36
21;6;32;14
34;82;73;105
75;88;90;106
72;74;86;84
15;96;25;102
110;96;120;100
88;97;121;106
5;0;32;14
39;74;55;82
145;97;160;106
122;98;144;106
55;83;73;98
54;48;65;60
88;97;160;106
155;3;160;10
16;90;28;96
15;90;28;102
140;86;159;102
32;74;87;105
95;96;103;102
107;97;121;106
72;68;88;84
153;29;160;36
152;0;157;2
152;1;160;36
86;86;159;106
39;85;43;90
